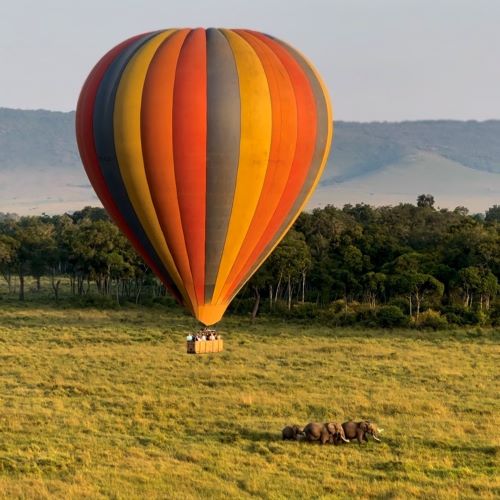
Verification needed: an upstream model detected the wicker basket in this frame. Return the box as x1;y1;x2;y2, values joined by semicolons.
187;338;224;354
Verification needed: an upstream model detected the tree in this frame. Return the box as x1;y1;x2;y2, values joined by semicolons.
362;272;386;308
0;234;19;293
0;218;56;300
478;270;497;310
458;267;482;308
247;260;274;320
485;205;500;223
267;230;311;310
417;194;435;209
393;272;444;319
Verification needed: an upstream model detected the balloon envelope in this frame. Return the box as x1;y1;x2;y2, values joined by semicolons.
76;28;332;325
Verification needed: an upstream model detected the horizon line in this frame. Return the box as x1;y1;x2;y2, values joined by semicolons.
1;106;499;125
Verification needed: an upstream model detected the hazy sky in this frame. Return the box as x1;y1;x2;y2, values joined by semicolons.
1;0;498;121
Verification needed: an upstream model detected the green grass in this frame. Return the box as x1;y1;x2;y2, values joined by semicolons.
0;304;498;499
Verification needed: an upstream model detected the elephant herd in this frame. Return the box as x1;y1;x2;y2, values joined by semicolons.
282;421;383;445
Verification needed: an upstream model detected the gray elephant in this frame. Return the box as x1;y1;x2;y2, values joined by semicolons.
303;422;349;444
341;421;382;444
282;425;304;441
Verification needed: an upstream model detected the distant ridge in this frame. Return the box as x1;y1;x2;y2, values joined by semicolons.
0;108;499;214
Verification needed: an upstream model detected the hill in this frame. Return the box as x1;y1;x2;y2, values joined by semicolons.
0;108;499;214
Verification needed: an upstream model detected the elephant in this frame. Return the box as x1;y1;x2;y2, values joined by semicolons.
341;421;382;444
282;425;304;441
303;422;349;444
326;422;350;445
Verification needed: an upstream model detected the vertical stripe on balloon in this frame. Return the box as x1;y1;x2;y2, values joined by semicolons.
172;29;208;308
204;28;241;303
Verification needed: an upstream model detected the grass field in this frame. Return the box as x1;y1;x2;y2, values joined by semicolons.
0;303;498;499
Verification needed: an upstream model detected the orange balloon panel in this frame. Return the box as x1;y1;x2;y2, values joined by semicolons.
75;28;333;325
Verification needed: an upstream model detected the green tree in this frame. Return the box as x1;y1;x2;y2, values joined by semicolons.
393;272;444;319
1;218;55;300
268;230;311;310
362;272;386;308
485;205;500;223
0;234;19;293
417;194;435;209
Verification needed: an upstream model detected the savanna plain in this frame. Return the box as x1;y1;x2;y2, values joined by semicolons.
0;301;498;499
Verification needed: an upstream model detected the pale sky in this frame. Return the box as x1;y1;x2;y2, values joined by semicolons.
1;0;498;121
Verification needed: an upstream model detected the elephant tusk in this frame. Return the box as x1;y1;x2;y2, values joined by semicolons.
378;429;384;433
341;436;350;443
372;435;381;442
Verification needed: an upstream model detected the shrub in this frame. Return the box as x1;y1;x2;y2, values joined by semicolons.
338;311;357;326
289;302;318;319
489;301;500;326
355;306;378;327
330;299;348;314
316;308;338;323
151;295;179;308
376;305;409;328
442;305;486;325
445;312;464;326
227;297;255;314
388;298;411;315
416;310;448;330
68;294;118;309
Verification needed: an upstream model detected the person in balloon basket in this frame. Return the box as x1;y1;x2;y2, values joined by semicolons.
186;331;220;342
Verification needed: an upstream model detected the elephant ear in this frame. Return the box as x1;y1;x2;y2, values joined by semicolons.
326;423;335;433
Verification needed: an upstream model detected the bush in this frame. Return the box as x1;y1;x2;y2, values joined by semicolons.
227;297;255;315
441;305;486;326
376;305;409;328
444;312;464;326
340;311;358;326
270;300;291;317
355;306;378;327
316;308;338;323
330;299;348;314
289;302;319;319
388;298;411;315
68;294;118;309
416;310;448;330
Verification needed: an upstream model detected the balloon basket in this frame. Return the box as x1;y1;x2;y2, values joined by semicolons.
186;338;224;354
186;328;223;354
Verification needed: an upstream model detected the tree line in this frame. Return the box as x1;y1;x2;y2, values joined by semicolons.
1;196;499;328
243;195;500;328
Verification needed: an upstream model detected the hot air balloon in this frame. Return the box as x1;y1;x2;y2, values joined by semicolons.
76;28;332;326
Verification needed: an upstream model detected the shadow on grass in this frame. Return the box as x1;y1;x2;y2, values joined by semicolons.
237;428;279;442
